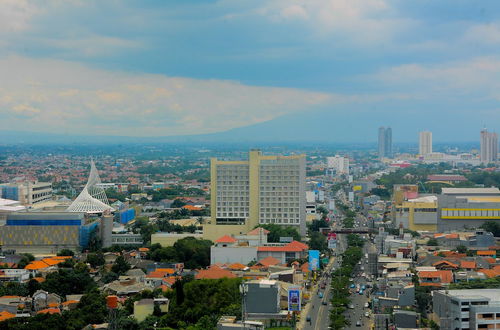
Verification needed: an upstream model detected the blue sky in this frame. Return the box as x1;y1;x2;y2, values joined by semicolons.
1;0;500;142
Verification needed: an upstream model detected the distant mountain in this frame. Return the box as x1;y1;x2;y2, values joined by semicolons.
0;107;485;144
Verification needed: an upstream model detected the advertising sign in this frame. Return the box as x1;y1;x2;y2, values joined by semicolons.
308;250;320;271
288;288;301;312
328;239;337;249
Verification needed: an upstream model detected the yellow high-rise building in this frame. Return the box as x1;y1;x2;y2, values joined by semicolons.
203;150;306;241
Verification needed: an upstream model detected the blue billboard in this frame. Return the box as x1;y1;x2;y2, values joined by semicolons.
308;250;320;271
288;288;301;312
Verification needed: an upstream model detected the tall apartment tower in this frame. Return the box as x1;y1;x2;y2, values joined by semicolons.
419;131;432;156
480;128;499;163
378;127;393;158
205;150;306;240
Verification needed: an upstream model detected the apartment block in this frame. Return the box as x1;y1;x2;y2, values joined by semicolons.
204;150;306;241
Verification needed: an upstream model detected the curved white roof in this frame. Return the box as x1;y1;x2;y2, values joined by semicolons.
66;160;114;214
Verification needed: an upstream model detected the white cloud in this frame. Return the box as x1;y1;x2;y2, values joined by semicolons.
372;57;500;100
0;56;332;136
0;0;37;33
463;23;500;45
258;0;415;44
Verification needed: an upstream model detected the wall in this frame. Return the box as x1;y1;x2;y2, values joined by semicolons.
210;246;257;265
151;233;203;246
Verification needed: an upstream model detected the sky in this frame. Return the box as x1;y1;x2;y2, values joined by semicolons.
2;0;500;142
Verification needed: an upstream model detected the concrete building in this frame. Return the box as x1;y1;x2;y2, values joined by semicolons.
326;155;349;176
433;289;500;330
244;280;281;315
437;188;500;231
378;127;392;159
480;128;498;164
419;131;433;156
204;150;306;241
0;212;113;254
0;182;52;206
394;195;438;231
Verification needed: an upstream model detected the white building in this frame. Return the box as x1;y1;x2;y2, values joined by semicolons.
480;128;498;163
419;131;432;156
327;155;349;176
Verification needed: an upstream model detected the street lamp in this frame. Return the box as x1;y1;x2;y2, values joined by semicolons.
240;283;248;330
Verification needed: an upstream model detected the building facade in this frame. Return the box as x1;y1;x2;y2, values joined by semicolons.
437;188;500;232
480;128;498;164
326;155;349;176
0;182;52;206
205;150;306;240
419;131;433;156
378;127;393;158
433;289;500;330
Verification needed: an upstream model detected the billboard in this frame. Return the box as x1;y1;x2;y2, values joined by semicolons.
308;250;320;271
288;288;301;312
328;239;337;249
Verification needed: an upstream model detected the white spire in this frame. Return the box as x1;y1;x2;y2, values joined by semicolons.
67;159;114;213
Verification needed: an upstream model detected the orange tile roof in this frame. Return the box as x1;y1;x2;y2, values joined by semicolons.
156;268;175;274
432;260;458;268
215;235;237;244
32;277;45;283
301;262;310;273
25;260;50;270
37;308;61;315
258;256;281;267
62;300;79;306
478;250;496;256
195;266;236;280
228;263;247;270
48;302;59;308
182;205;202;211
257;241;307;252
418;270;453;284
138;247;149;252
478;269;500;278
0;310;15;322
247;228;270;235
146;271;168;279
484;257;496;264
460;261;476;269
0;295;22;299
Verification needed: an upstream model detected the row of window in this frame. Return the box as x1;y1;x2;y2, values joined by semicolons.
442;209;500;218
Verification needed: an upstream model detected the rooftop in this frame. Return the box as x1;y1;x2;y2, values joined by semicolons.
437;289;500;301
441;187;500;195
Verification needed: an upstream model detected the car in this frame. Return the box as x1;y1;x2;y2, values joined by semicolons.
364;302;369;308
361;285;366;290
322;300;327;306
359;290;364;295
350;284;356;288
364;311;370;318
348;304;355;309
318;292;323;298
356;320;361;327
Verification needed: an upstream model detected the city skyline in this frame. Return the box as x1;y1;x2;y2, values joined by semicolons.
2;1;500;142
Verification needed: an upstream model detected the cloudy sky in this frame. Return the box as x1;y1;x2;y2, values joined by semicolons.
2;0;500;142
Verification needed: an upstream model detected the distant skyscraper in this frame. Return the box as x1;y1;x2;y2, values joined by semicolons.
419;131;432;156
378;127;393;158
480;128;498;164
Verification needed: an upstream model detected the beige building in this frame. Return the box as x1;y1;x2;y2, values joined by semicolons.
419;131;432;156
204;150;306;241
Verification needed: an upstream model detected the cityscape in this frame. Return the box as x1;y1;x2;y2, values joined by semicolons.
1;1;500;330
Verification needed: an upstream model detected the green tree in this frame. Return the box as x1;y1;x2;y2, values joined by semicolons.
57;249;75;257
456;245;467;254
427;238;439;246
309;232;328;252
86;252;105;268
41;268;96;297
111;255;131;275
481;221;500;237
257;224;301;243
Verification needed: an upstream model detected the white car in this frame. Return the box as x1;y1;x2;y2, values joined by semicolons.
364;311;370;318
364;302;369;308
